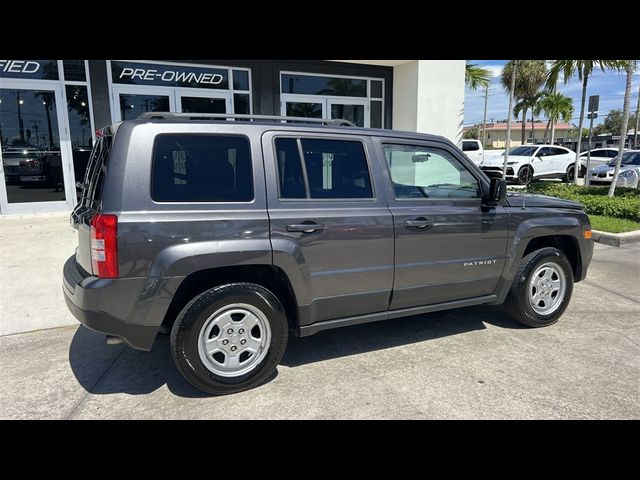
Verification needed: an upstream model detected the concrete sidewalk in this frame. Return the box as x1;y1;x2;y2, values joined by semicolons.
1;242;638;419
0;213;78;336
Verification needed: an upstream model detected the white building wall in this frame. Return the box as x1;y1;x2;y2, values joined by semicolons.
391;60;465;144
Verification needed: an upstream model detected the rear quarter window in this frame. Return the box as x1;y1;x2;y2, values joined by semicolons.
151;134;253;202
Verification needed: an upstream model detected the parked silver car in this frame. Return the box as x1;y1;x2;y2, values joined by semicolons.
589;151;640;188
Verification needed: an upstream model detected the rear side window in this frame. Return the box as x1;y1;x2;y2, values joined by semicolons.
152;134;253;202
275;138;373;199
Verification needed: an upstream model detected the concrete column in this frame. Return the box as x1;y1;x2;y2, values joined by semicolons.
393;60;465;144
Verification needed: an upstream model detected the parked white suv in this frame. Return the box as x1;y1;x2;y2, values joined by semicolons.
461;139;483;165
480;145;582;185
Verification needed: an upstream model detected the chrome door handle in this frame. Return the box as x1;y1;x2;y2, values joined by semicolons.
404;218;433;229
286;223;326;233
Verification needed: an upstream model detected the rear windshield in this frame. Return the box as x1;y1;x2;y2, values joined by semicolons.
151;134;253;202
78;133;112;208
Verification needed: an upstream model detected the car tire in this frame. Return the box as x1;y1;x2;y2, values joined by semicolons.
170;283;289;395
504;247;574;328
516;166;533;186
564;165;577;183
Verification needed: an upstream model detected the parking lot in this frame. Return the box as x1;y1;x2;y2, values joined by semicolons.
0;240;638;419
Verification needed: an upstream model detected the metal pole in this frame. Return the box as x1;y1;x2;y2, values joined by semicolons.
503;61;517;180
634;80;640;148
585;113;595;186
482;84;489;163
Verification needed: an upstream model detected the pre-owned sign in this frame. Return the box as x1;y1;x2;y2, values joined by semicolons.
111;61;229;90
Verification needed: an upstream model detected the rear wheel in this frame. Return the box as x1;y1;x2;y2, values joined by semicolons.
516;166;533;186
170;283;288;395
564;164;584;183
504;247;574;328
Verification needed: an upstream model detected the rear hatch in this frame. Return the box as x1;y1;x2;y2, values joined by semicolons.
70;125;116;274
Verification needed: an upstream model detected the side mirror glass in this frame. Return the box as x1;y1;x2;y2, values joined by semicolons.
485;178;506;205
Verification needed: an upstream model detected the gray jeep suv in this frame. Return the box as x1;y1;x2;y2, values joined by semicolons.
63;113;594;395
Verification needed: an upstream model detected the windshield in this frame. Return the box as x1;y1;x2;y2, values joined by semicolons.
607;152;640;166
508;146;537;156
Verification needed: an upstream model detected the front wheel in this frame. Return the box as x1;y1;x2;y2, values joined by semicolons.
170;283;289;395
504;247;574;328
516;166;533;186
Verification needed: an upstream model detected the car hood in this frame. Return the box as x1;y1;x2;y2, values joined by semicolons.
482;155;529;167
505;193;583;209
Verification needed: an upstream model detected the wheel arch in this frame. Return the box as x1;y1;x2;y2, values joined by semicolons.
160;264;300;335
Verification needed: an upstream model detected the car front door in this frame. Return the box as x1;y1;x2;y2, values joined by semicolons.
548;147;572;174
532;146;553;176
262;131;395;327
375;139;509;310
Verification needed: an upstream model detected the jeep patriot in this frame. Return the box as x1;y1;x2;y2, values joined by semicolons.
63;113;594;395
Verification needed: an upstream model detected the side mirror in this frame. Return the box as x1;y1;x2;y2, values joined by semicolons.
412;154;430;163
485;177;506;205
483;169;503;179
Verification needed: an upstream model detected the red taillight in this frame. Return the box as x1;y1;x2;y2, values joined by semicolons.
91;214;118;278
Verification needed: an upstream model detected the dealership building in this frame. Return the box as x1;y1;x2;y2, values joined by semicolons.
0;59;465;215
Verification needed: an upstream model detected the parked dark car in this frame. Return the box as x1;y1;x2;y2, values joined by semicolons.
63;113;594;395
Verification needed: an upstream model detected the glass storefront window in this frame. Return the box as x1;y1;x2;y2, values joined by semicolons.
63;60;87;82
181;97;226;113
370;100;382;128
371;80;383;98
0;88;66;203
281;74;367;97
233;70;250;90
119;94;170;120
233;94;250;114
65;85;93;196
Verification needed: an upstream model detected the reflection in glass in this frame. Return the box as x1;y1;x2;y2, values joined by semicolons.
1;88;66;203
119;94;169;120
63;60;86;81
281;74;367;97
66;85;93;194
233;94;250;114
180;97;226;113
0;60;59;80
330;104;365;127
286;102;323;118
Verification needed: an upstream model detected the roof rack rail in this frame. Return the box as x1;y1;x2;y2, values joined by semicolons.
136;112;357;127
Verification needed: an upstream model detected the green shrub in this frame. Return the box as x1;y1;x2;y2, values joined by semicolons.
519;182;640;222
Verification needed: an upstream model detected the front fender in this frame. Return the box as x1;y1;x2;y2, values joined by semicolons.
492;211;589;303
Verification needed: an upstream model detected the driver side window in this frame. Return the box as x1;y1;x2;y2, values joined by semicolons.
383;144;480;199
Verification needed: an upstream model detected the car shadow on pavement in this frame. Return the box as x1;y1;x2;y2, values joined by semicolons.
68;304;522;397
281;304;525;367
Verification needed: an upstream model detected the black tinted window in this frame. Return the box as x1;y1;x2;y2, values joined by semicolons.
607;150;619;158
275;138;306;198
301;139;372;199
274;138;373;199
462;141;479;151
551;147;567;156
152;135;253;202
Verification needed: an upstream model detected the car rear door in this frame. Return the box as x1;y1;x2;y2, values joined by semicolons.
261;131;394;326
548;147;572;174
374;137;509;310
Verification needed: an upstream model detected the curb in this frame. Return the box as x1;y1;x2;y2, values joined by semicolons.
591;229;640;247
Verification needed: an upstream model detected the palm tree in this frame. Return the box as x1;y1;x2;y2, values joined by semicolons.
514;92;546;143
536;92;573;144
500;60;547;144
546;60;629;185
465;61;491;90
608;61;636;197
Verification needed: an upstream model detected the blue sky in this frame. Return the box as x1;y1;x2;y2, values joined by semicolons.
464;60;639;127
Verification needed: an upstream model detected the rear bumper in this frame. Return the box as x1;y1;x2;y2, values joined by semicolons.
62;255;158;350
